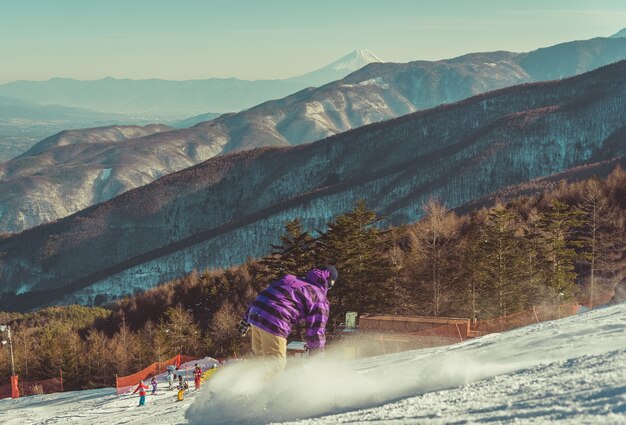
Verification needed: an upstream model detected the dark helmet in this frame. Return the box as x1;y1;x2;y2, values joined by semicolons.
324;265;338;287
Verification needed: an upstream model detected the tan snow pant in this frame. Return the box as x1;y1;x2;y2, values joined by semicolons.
251;325;287;371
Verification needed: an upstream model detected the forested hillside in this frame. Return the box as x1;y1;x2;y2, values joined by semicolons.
2;37;626;235
2;60;625;311
1;167;624;391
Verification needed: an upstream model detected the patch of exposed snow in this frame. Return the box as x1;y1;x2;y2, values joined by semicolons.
359;77;389;89
99;168;112;181
341;77;389;90
16;285;29;295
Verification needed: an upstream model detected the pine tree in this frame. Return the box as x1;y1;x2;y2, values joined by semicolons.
85;329;111;386
111;315;139;376
577;178;617;306
60;329;82;389
317;200;395;319
518;207;547;306
385;229;413;315
13;327;39;381
480;203;525;316
139;320;173;363
260;219;316;282
37;323;65;380
410;198;457;316
209;301;240;357
164;305;200;356
537;200;585;300
459;212;489;322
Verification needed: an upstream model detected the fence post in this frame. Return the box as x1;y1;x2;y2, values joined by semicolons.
532;306;540;323
59;369;64;392
10;375;19;399
455;324;463;342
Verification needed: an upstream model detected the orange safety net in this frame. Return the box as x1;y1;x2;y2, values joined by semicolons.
0;372;63;399
359;314;470;335
341;323;465;358
178;354;199;365
0;382;11;399
581;292;614;309
349;292;615;358
19;376;63;396
473;293;614;336
474;305;573;336
115;353;201;395
409;322;466;340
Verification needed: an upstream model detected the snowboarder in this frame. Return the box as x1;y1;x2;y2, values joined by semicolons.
193;364;203;390
240;266;338;371
150;376;157;395
133;380;149;406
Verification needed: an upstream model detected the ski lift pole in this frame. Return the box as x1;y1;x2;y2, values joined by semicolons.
8;327;15;376
0;325;15;376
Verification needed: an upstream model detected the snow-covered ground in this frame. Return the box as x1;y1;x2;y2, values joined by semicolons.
3;303;626;424
0;358;218;425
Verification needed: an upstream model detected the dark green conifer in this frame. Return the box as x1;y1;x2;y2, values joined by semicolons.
317;200;395;318
537;200;585;300
480;204;525;316
260;219;315;282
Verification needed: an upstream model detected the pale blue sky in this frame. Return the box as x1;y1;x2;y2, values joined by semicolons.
0;0;624;83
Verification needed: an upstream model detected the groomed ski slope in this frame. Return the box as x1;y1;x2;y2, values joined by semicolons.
3;303;626;424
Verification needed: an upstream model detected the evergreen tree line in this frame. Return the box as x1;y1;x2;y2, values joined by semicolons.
0;167;624;391
262;169;625;323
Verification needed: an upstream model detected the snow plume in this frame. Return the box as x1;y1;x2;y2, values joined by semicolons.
185;339;532;425
187;304;626;424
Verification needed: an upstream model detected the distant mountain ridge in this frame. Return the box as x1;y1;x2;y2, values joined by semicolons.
1;36;626;234
0;59;625;311
19;124;172;157
0;96;146;162
0;50;383;119
611;28;626;38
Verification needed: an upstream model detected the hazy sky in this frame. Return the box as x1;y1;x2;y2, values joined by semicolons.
1;0;625;84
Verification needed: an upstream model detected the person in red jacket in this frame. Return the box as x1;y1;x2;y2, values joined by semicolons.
193;364;202;390
133;380;149;406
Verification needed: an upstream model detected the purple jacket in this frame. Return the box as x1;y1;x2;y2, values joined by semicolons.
246;269;331;350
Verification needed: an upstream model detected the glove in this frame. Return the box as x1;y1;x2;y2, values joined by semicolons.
237;319;251;336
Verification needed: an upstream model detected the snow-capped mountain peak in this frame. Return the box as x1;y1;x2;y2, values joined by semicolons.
610;28;626;38
286;49;383;86
328;49;384;71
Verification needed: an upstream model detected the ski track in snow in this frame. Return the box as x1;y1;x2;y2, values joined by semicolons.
2;304;626;424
